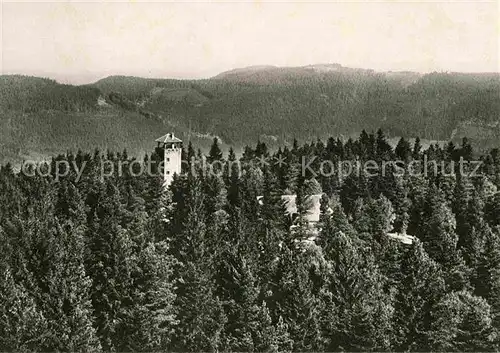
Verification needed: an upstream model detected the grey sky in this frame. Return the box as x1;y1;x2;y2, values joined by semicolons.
1;0;499;84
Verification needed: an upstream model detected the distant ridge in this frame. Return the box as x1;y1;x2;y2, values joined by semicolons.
1;64;499;165
211;63;376;82
212;65;278;79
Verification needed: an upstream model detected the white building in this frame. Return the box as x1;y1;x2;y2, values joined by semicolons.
155;133;182;187
258;193;414;245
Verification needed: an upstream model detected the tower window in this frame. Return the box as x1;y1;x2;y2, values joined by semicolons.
166;171;170;175
166;157;170;162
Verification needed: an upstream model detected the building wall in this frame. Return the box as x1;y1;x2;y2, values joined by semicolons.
164;144;182;186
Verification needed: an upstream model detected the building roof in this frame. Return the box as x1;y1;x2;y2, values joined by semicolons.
387;232;415;244
257;193;414;245
155;133;182;144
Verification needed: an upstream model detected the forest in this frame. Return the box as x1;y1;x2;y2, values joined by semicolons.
1;129;500;352
94;69;500;145
1;69;500;165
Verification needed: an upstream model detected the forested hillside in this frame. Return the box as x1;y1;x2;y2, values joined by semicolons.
0;76;217;165
1;131;500;351
1;65;499;165
94;66;500;146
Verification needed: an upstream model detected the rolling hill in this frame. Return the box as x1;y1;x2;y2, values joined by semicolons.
1;64;499;164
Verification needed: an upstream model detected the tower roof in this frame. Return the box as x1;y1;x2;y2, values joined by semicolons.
155;133;182;144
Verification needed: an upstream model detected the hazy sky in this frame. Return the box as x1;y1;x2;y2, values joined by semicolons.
1;0;499;84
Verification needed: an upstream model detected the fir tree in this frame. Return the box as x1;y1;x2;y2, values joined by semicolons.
118;242;178;351
172;174;226;351
253;302;293;352
393;240;445;351
413;136;422;160
207;137;223;165
420;188;470;291
85;182;135;351
0;265;49;352
429;291;496;351
271;243;324;351
376;128;393;160
395;136;412;162
475;226;500;328
320;231;393;351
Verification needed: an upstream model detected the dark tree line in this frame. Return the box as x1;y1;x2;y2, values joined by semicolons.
1;130;500;351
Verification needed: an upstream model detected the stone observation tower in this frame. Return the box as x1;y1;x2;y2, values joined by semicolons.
155;133;182;187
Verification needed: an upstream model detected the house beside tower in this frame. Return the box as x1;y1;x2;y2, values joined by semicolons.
155;133;182;187
152;132;414;245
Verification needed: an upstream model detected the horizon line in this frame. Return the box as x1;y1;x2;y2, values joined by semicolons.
2;62;500;86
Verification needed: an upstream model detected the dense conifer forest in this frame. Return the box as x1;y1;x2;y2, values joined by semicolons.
1;130;500;351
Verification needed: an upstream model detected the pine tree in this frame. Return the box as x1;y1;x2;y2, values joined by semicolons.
0;265;48;352
118;241;178;351
320;197;356;242
253;302;293;352
172;175;226;351
376;128;393;160
2;183;101;352
420;188;470;291
292;138;299;153
255;140;269;158
215;246;285;352
271;243;324;351
320;231;393;351
174;260;226;351
446;140;457;161
406;174;428;234
395;137;412;162
225;147;242;208
485;192;500;227
460;137;474;161
41;221;101;352
429;291;496;351
216;246;257;351
240;165;263;224
413;137;422;160
358;130;371;159
85;181;135;351
353;195;395;254
256;167;288;297
475;226;500;328
461;192;488;270
393;241;445;351
453;175;473;239
340;171;370;216
184;141;196;173
207;137;223;164
282;159;300;194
